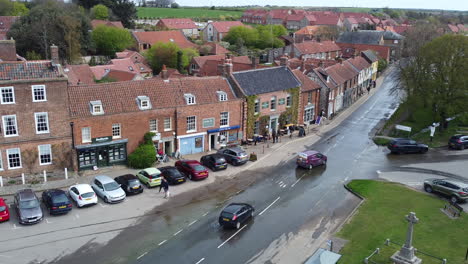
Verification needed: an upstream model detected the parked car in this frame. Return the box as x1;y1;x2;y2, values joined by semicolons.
0;197;10;222
219;203;254;229
136;168;162;188
424;178;468;204
296;150;327;169
115;174;144;195
159;166;186;185
217;147;248;166
175;160;209;180
42;189;72;215
448;134;468;150
14;189;43;225
91;175;126;203
387;138;428;154
200;154;228;171
68;184;98;208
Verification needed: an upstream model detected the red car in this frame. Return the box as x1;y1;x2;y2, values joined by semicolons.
0;197;10;222
175;160;209;180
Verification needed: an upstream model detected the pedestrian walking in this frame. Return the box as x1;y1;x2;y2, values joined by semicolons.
275;130;280;143
159;177;170;198
367;85;371;94
429;123;436;142
272;129;277;143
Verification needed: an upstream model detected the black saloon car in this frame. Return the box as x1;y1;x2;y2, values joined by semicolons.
200;154;228;171
114;174;144;195
448;134;468;150
42;189;73;215
387;138;428;154
219;203;254;229
159;166;186;185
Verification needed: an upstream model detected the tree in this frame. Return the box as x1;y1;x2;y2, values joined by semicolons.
0;0;14;16
0;0;29;16
401;21;442;58
170;2;179;8
109;0;137;28
91;4;109;20
181;47;199;69
145;42;199;74
223;26;258;47
92;25;133;56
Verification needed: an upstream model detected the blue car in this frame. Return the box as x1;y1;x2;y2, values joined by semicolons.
42;189;73;215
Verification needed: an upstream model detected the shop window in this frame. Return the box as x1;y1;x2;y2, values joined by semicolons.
195;137;203;148
0;86;15;104
34;112;49;134
82;127;91;143
109;144;126;162
32;85;47;102
78;150;96;168
2;115;18;137
7;148;21;169
220;112;229;127
38;144;52;165
187;116;196;132
112;123;121;138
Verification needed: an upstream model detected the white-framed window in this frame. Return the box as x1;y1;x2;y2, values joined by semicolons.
38;144;52;165
112;123;121;138
220;112;229;127
32;85;47;102
186;116;196;132
90;100;104;115
164;117;172;131
217;91;228;101
137;96;151;110
7;148;21;169
0;150;3;171
254;99;260;114
34;112;49;134
270;96;277;111
0;87;15;104
184;94;196;105
254;121;259;135
82;127;91;143
286;94;291;107
149;120;158;132
2;115;18;137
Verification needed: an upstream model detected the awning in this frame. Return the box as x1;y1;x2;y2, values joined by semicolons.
207;125;240;134
75;139;128;150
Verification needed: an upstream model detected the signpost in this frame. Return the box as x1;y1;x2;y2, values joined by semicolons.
395;124;412;137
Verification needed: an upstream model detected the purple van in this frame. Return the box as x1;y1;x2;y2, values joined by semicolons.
296;150;327;169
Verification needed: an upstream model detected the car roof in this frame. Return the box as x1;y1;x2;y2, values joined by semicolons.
94;175;115;183
0;197;6;205
45;189;66;195
72;184;94;192
299;150;319;155
117;174;137;180
17;189;35;200
430;178;468;188
159;166;178;171
143;167;161;174
223;203;251;213
205;153;225;159
451;134;466;138
225;147;245;153
184;160;201;165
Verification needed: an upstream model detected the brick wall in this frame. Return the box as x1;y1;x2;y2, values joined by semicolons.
337;43;390;61
299;89;320;124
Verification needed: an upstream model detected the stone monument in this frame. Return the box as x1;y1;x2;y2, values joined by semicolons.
390;212;422;264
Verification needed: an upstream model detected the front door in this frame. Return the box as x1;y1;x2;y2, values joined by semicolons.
164;141;173;156
97;148;108;167
270;118;278;132
210;134;216;150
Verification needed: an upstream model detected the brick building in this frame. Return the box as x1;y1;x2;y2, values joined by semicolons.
292;69;321;125
202;21;246;42
155;18;199;38
132;30;198;52
0;43;72;177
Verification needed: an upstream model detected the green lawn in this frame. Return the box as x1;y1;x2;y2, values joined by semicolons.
338;180;468;264
137;7;243;19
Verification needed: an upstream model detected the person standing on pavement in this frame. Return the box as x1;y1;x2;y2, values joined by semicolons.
159;177;170;198
367;85;371;94
272;129;277;143
429;123;436;142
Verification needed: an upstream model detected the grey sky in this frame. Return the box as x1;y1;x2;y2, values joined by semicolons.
174;0;467;11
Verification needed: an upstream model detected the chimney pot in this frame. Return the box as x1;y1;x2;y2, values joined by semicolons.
50;44;59;65
161;64;169;80
280;56;289;67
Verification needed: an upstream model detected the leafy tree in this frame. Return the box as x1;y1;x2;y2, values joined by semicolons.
92;25;133;55
0;0;29;16
145;42;199;74
127;144;156;168
170;2;179;8
181;48;199;69
109;0;137;28
401;21;442;58
0;0;14;16
223;26;258;47
11;2;29;16
91;4;109;19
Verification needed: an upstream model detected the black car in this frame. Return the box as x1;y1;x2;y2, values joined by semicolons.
387;138;428;154
114;174;144;195
42;189;72;215
448;134;468;150
159;166;186;185
219;203;254;229
200;154;228;171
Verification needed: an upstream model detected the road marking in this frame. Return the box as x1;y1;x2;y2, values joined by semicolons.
195;257;205;264
137;252;148;260
282;185;287;188
291;174;306;187
46;218;53;224
99;203;108;208
344;176;349;181
173;229;183;236
158;240;167;246
376;170;381;174
217;224;248;249
188;220;198;226
75;214;80;219
278;181;284;185
12;224;21;230
259;197;280;216
0;254;12;258
202;211;209;217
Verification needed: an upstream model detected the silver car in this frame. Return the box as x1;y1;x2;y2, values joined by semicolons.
14;189;43;225
424;178;468;203
217;147;248;166
91;175;126;203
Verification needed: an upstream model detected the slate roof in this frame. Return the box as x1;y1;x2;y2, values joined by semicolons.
232;66;301;96
68;76;238;118
211;21;245;33
158;18;197;29
337;31;383;45
132;30;197;49
361;50;378;63
91;20;124;29
0;61;63;81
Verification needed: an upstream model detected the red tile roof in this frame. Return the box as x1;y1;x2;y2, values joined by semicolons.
157;18;197;29
203;42;230;55
287;14;305;21
211;21;246;33
90;57;150;80
66;64;95;85
0;61;64;81
68;76;239;117
193;55;251;68
324;60;358;85
346;17;358;25
104;69;136;81
347;56;370;71
0;16;19;40
292;69;321;92
308;11;341;26
91;20;124;29
132;30;197;50
295;41;341;55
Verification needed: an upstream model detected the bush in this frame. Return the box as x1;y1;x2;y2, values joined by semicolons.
127;144;156;169
143;132;155;145
373;136;392;146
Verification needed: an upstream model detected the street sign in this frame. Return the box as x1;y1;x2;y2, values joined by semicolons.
395;124;412;132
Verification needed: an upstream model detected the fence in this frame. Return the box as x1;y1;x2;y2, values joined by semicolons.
0;168;69;188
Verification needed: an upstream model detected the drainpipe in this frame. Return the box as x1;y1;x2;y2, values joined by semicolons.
174;109;178;151
70;122;75;149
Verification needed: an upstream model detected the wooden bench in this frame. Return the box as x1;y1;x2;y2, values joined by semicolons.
444;202;464;217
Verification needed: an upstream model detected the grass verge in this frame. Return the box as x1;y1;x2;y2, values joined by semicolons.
137;7;243;19
373;136;392;146
337;180;468;264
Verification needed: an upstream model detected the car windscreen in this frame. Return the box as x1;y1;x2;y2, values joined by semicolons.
52;193;69;204
0;206;6;212
19;199;39;209
104;182;120;191
221;212;234;218
128;179;140;187
165;169;182;177
81;192;94;198
192;165;206;171
149;173;161;179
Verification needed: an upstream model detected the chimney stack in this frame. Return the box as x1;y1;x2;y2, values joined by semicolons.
161;64;169;80
280;56;289;67
0;39;17;61
50;44;59;65
223;55;233;77
251;56;258;69
300;59;306;71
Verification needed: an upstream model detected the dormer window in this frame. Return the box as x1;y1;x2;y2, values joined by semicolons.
217;91;227;101
137;96;151;110
90;100;104;115
185;94;196;105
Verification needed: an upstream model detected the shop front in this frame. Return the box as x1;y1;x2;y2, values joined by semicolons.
207;125;241;150
178;132;206;156
76;137;128;170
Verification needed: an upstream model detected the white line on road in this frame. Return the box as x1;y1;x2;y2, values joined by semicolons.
188;220;198;226
137;252;148;260
344;176;349;181
259;197;280;216
158;240;167;246
291;174;306;187
46;218;52;224
282;185;287;188
173;229;183;236
99;203;108;208
202;211;209;216
0;254;12;258
195;257;205;264
376;170;381;174
217;224;248;249
278;181;284;185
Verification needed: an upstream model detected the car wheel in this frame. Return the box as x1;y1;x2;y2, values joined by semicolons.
146;182;151;188
236;222;241;229
322;160;327;166
424;185;433;193
461;145;465;150
421;148;428;153
450;196;458;204
104;196;109;203
308;164;313;170
188;173;193;180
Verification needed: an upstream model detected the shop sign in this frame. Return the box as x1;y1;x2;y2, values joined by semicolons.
152;133;161;141
92;136;112;144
